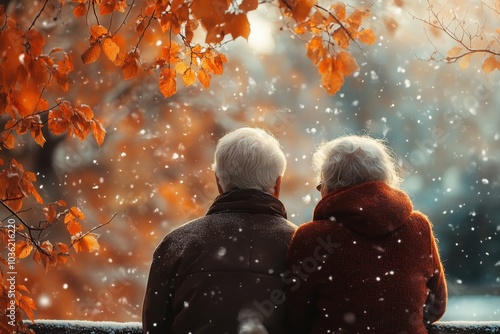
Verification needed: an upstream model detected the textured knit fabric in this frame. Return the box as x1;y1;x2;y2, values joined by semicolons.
285;181;447;334
142;189;297;334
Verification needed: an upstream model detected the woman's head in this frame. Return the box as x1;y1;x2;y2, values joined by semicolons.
212;127;286;194
313;135;401;194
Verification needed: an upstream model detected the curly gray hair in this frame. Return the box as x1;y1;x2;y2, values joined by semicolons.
313;135;402;192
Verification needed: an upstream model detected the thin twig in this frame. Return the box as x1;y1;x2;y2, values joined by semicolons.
28;0;50;30
114;0;136;36
69;212;117;249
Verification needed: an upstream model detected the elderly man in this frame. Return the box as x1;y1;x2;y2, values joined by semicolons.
143;127;297;334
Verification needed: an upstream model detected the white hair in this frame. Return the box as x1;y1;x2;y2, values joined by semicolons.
212;127;286;193
312;135;402;192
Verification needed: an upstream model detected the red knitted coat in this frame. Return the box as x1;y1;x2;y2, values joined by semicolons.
285;181;447;334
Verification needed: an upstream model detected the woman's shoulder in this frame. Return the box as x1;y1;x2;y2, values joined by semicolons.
293;219;344;240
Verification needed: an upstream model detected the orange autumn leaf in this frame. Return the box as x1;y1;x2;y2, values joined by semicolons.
322;70;344;95
31;124;46;147
226;14;251;40
332;27;350;49
175;61;189;74
447;46;463;58
318;56;334;74
159;67;177;98
121;52;140;79
15;241;34;259
182;68;196;86
36;97;50;112
306;36;324;65
73;3;86;17
17;285;29;293
57;242;70;253
347;9;367;31
91;119;106;146
68;206;85;221
90;25;108;40
1;132;15;150
102;38;120;61
197;69;211;88
291;0;314;23
72;234;100;253
481;56;498;73
48;108;70;136
81;43;101;64
66;220;82;235
11;88;40;117
331;2;346;22
33;250;41;264
57;253;69;264
357;29;376;45
42;200;66;222
100;0;116;15
40;240;54;255
19;295;37;322
25;29;45;57
336;51;359;76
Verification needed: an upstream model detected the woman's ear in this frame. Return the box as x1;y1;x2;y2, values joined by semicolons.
215;175;224;194
273;176;282;198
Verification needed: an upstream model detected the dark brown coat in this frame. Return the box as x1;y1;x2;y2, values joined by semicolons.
285;181;447;334
143;189;297;334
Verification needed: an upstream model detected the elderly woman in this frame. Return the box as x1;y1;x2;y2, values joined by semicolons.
285;135;447;334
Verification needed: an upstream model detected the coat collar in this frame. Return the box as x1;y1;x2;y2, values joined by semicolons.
313;181;413;237
207;189;287;219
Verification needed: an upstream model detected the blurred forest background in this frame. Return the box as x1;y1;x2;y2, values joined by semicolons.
1;0;499;324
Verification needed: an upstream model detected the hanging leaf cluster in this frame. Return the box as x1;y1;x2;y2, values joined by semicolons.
279;1;376;94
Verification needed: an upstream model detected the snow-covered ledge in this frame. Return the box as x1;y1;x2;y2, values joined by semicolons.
25;320;500;333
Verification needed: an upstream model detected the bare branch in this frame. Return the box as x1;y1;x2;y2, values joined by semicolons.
69;212;117;249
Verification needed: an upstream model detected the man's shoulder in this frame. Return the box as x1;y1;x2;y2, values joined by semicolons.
164;216;207;238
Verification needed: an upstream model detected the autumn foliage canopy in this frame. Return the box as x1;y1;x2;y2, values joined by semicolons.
0;0;374;331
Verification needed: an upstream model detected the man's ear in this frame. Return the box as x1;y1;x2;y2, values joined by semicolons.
215;175;224;194
273;176;282;198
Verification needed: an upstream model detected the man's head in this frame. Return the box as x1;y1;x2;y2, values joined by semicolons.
313;135;401;196
212;127;286;196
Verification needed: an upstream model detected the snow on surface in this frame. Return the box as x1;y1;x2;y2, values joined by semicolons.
27;319;141;334
26;319;500;334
